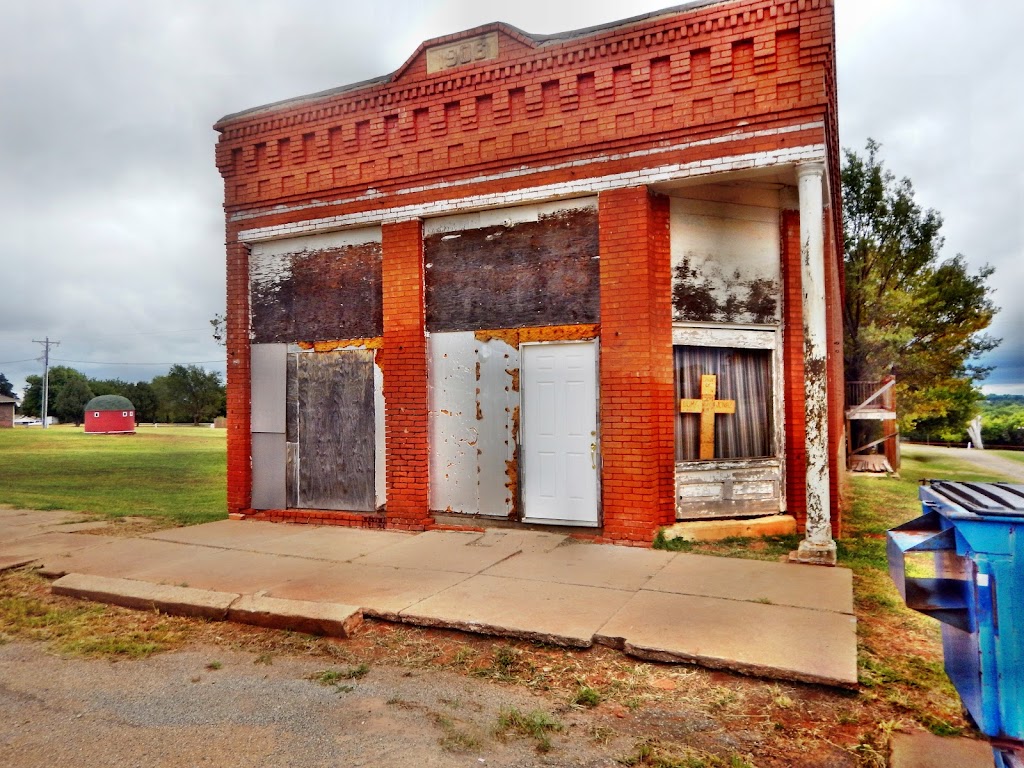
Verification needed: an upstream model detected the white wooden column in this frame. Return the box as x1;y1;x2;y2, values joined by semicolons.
791;161;837;566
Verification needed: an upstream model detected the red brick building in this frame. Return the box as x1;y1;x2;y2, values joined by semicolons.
215;0;845;562
0;395;14;429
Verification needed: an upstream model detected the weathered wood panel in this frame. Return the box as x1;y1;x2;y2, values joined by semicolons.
424;207;599;332
670;197;780;325
251;242;383;343
675;459;782;520
297;350;376;511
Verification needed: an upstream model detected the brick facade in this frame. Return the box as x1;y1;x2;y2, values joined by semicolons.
216;0;845;544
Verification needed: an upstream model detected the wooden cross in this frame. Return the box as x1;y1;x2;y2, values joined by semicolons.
679;374;736;460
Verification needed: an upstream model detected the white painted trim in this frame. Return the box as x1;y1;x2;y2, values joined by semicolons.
250;226;382;257
672;324;778;349
237;138;827;243
423;197;597;236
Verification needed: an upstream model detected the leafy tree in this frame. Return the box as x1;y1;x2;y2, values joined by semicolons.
160;364;224;424
842;140;999;436
126;381;160;423
0;372;15;399
53;378;95;426
21;366;89;419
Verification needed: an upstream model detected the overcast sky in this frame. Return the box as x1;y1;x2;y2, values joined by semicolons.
1;0;1021;398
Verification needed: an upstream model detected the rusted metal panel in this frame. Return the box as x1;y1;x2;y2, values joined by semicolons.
373;353;386;509
424;206;600;332
250;230;383;344
670;197;780;325
428;332;520;518
675;459;782;520
428;332;478;514
296;349;376;511
251;343;286;434
476;337;520;517
252;432;287;510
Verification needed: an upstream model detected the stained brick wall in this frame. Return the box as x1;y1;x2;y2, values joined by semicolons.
381;220;432;530
780;208;807;529
598;188;675;543
225;232;252;516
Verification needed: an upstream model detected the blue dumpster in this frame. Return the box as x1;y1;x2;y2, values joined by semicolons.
888;480;1024;766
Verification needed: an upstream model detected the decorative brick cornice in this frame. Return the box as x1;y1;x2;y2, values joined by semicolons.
214;0;832;143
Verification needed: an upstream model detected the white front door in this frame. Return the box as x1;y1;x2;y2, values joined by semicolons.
521;341;599;526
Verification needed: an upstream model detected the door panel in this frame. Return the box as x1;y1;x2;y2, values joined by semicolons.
296;350;376;512
521;341;598;526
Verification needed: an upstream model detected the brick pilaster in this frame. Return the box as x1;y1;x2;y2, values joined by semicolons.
225;228;251;515
381;219;432;530
598;188;675;544
780;208;807;530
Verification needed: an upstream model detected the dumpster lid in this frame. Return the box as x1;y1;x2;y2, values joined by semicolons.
926;480;1024;517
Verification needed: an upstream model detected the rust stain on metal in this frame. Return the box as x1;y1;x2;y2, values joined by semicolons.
298;336;384;352
505;404;521;520
475;361;481;381
506;368;520;393
474;328;520;346
473;323;599;348
519;324;599;343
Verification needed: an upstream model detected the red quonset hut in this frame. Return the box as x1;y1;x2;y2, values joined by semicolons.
84;395;136;434
215;0;846;563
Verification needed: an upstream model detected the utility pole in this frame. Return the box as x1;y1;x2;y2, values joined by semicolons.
32;337;59;429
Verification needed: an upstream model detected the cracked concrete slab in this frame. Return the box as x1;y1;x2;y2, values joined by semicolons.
352;530;525;573
483;539;675;591
227;594;362;637
888;732;994;768
241;526;412;562
35;538;199;579
644;553;855;614
400;574;634;647
51;573;238;620
266;562;469;620
0;532;119;564
595;590;858;687
126;548;328;594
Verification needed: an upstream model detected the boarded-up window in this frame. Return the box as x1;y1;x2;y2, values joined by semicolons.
286;350;376;511
674;346;773;461
424;207;599;332
250;237;383;343
670;197;780;325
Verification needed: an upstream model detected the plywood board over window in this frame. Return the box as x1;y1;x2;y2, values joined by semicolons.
249;228;383;343
424;199;599;333
670;196;781;325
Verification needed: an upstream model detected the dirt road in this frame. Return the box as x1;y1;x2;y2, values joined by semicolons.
901;443;1024;483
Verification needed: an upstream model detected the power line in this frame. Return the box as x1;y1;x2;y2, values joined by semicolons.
0;358;37;365
51;358;225;366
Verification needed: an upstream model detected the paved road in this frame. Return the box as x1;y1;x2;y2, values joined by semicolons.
901;443;1024;483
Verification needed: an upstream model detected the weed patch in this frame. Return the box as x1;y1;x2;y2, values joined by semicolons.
495;706;563;752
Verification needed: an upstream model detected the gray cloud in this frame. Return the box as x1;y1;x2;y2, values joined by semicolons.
1;1;1020;399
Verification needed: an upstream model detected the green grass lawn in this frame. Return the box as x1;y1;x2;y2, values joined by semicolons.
990;449;1024;465
0;424;226;525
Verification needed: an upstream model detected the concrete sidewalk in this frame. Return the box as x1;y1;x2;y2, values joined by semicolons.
0;509;858;687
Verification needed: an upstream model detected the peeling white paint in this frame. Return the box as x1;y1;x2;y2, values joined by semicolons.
423;197;597;236
237;142;827;242
674;459;782;520
428;332;520;517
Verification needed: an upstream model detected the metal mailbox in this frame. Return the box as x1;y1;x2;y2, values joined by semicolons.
888;480;1024;764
